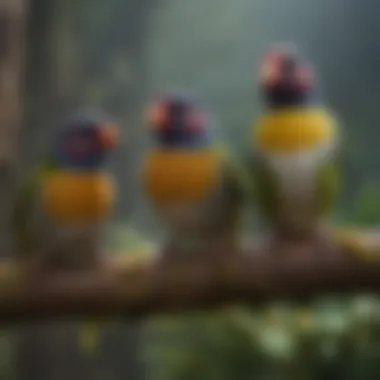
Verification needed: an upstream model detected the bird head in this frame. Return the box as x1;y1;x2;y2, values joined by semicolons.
145;93;214;149
258;43;317;108
53;111;119;170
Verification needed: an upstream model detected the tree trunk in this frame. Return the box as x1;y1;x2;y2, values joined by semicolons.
0;0;25;257
15;1;83;380
16;0;159;377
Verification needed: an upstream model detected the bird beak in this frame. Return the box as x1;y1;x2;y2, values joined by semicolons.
98;123;120;149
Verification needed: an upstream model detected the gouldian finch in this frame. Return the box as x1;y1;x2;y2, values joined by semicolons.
10;111;119;269
141;93;251;260
10;111;119;355
251;45;341;246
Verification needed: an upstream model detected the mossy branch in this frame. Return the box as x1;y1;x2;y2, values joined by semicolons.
0;236;378;323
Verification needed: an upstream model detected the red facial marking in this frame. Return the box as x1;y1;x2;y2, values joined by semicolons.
146;100;168;129
259;52;284;87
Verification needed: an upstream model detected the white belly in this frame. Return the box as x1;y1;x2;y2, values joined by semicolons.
261;143;335;199
258;142;337;233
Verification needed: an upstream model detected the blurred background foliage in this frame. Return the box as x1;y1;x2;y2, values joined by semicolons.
10;0;380;379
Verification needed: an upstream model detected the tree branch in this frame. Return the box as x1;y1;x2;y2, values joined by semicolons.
0;243;377;324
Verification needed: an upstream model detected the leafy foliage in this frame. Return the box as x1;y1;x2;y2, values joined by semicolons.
349;182;380;226
142;298;380;380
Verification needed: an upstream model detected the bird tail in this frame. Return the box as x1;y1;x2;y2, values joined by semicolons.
78;321;102;356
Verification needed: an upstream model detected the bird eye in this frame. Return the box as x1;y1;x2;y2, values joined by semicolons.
294;66;314;90
65;135;94;157
186;111;206;133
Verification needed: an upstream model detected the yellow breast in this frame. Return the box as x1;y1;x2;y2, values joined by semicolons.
141;149;222;205
40;171;115;224
253;108;338;153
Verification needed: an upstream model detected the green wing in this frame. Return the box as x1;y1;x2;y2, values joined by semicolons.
211;148;254;234
316;162;341;217
252;156;280;222
9;155;58;256
220;151;254;206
